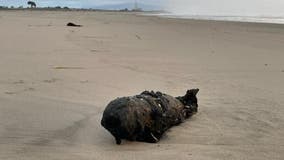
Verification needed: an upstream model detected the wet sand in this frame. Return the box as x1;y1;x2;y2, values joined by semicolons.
0;10;284;159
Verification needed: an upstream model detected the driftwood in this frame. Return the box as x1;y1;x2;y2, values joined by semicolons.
101;89;199;144
66;22;82;27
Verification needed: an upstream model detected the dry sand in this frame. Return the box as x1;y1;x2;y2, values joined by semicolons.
0;10;283;160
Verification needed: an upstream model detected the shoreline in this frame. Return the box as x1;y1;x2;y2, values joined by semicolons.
143;13;284;25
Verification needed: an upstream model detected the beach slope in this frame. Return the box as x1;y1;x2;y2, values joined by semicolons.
0;10;283;160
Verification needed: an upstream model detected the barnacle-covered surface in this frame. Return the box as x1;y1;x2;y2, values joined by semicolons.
101;89;199;144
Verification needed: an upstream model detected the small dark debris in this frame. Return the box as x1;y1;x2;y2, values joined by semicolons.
281;70;284;72
264;64;268;66
135;35;142;40
67;22;82;27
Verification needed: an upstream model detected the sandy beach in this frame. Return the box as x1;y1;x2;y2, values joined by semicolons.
0;10;283;159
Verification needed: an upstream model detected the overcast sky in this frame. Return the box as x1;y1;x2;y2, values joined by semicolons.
0;0;163;8
1;0;284;16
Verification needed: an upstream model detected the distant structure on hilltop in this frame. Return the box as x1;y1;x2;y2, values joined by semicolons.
132;0;142;11
27;1;36;8
134;0;138;9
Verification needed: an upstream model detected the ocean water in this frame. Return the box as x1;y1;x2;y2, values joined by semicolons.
150;13;284;24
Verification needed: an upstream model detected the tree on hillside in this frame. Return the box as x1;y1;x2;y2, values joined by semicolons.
27;1;36;8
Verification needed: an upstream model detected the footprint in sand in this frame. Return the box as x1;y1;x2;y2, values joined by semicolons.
53;66;85;70
90;49;100;54
24;87;35;91
28;24;53;27
43;78;59;83
80;80;89;84
90;49;110;53
5;91;16;95
13;80;25;84
5;87;35;95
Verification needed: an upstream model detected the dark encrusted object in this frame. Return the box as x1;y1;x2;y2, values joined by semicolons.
101;89;199;145
66;22;82;27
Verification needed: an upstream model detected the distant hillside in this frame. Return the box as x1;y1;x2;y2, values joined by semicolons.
90;3;161;11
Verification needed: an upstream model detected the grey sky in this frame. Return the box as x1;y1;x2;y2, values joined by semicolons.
1;0;284;16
